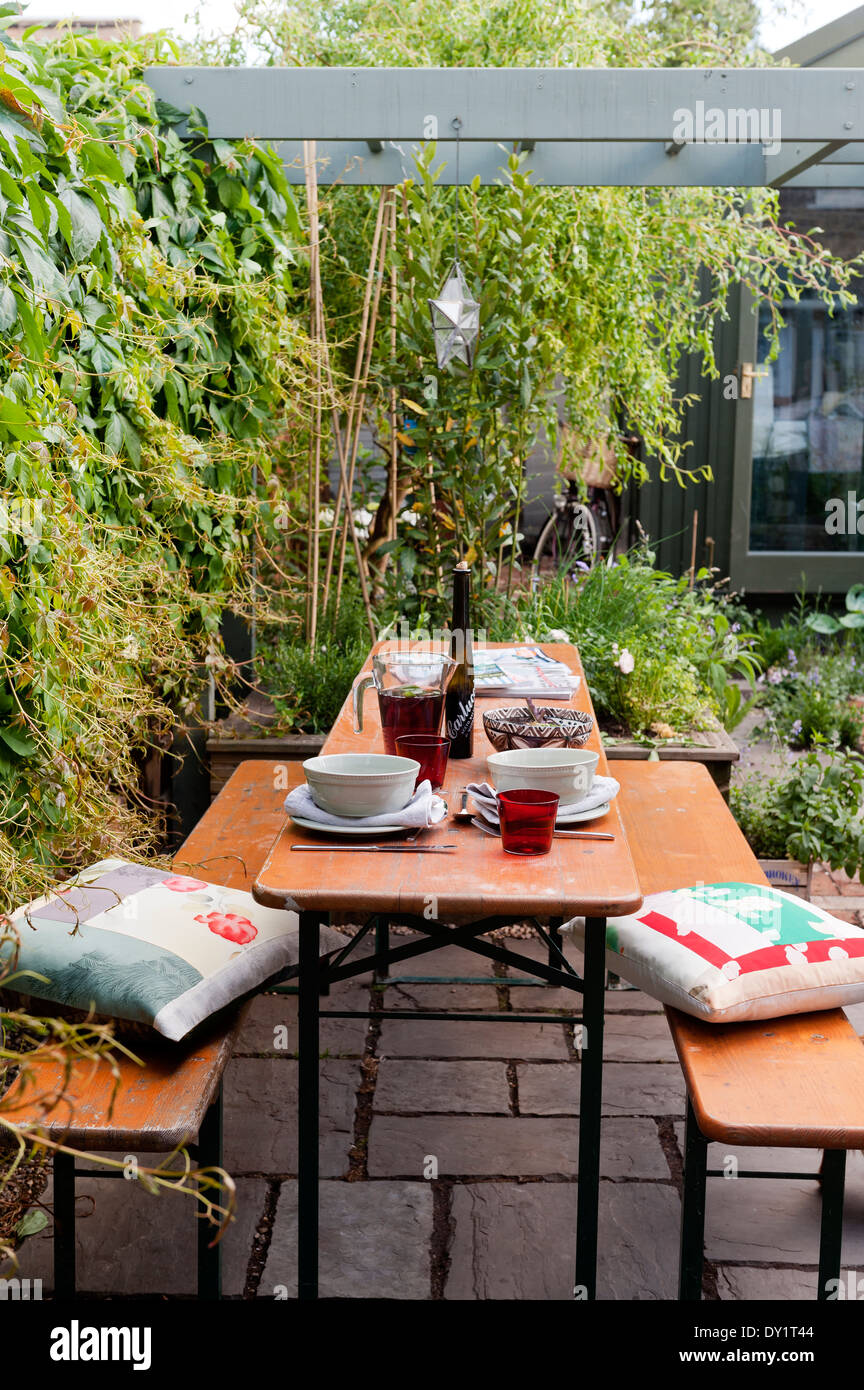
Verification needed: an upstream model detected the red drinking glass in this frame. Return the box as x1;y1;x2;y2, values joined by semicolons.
395;734;451;791
496;788;559;856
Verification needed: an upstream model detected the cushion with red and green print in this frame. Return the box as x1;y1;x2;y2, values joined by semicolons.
3;858;345;1041
568;882;864;1022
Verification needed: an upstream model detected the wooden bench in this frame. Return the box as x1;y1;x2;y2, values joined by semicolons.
8;758;295;1299
618;759;864;1301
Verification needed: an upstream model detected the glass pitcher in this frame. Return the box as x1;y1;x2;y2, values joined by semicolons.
353;649;457;755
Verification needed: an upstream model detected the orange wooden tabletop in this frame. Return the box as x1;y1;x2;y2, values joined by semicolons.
254;641;642;922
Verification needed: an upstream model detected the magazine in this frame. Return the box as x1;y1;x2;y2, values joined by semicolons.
473;647;581;698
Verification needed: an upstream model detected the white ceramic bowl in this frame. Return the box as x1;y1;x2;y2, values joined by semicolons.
303;753;420;818
487;747;600;806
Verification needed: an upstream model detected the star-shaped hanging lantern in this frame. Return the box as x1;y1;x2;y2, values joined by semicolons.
428;260;480;369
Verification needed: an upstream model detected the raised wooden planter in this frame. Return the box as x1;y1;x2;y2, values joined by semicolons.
603;727;740;798
207;734;326;801
757;858;812;899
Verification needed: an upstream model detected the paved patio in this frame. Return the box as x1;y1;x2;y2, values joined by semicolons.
15;926;864;1300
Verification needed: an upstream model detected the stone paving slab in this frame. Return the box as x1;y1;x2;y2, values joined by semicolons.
378;1016;569;1060
233;986;372;1056
704;1178;826;1265
443;1180;679;1300
705;1176;864;1267
716;1265;820;1300
380;981;505;1010
517;1061;686;1117
374;1059;511;1114
261;1180;433;1299
367;1115;670;1179
224;1057;359;1176
602;1013;677;1062
13;1172;264;1297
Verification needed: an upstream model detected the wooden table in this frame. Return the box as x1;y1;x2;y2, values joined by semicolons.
254;641;642;1300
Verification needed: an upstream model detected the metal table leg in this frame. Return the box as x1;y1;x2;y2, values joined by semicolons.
298;910;323;1300
574;915;607;1299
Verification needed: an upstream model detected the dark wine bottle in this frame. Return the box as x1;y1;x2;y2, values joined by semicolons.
446;560;475;759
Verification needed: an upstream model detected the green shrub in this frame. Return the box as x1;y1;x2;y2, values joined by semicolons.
731;750;864;876
258;593;370;734
498;547;760;737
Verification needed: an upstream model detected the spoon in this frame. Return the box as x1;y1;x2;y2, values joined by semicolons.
452;788;474;822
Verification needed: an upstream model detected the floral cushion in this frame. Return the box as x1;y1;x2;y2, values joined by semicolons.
3;858;344;1040
568;881;864;1022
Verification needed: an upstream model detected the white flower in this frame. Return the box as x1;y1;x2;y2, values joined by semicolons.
614;648;635;675
120;635;139;660
545;628;569;642
55;790;66;809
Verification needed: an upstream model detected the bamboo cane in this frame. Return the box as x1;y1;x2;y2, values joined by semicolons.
388;194;399;543
334;187;391;613
321;189;389;613
315;274;378;643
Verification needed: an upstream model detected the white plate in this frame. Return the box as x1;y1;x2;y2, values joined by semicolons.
555;801;612;826
289;813;410;838
474;801;612;831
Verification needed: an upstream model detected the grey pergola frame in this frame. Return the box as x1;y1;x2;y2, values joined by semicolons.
145;65;864;187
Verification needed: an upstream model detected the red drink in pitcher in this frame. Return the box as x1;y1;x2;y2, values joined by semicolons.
379;689;444;756
353;650;456;754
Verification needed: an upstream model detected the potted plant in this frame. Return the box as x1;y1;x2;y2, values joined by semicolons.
730;749;864;897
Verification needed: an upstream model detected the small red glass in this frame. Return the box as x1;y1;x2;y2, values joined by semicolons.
395;734;451;791
496;788;559;856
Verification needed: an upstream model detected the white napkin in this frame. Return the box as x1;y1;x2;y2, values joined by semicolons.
466;777;619;827
284;779;447;828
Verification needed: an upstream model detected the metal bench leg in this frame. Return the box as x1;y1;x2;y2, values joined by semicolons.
53;1150;76;1300
298;910;322;1300
679;1098;707;1300
817;1150;846;1301
574;916;607;1299
196;1084;223;1300
374;915;390;980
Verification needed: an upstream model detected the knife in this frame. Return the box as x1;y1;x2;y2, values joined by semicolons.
290;843;457;853
470;817;614;842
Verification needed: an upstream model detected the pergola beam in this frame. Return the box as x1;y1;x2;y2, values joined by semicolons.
145;66;864;144
145;66;864;187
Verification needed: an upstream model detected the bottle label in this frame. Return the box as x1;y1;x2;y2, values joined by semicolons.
447;692;475;740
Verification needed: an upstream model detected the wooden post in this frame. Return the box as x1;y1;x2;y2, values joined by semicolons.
688;508;699;589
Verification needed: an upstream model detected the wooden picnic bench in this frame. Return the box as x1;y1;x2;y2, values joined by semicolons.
617;759;864;1302
6;760;299;1300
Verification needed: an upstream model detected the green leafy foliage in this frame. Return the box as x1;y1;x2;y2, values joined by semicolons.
202;0;862;618
731;751;864;878
0;20;312;911
488;546;761;737
259;590;370;734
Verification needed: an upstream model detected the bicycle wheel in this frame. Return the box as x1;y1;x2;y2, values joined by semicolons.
533;503;599;574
